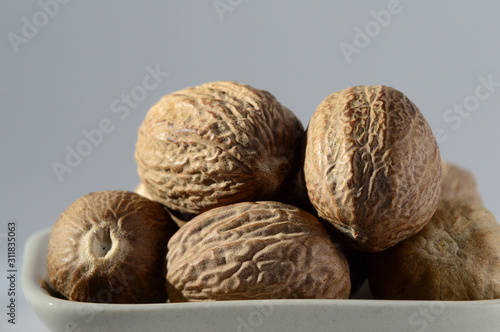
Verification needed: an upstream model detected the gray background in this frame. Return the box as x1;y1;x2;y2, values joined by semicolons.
1;1;500;331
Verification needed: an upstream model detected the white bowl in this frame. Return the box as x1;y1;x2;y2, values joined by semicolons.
23;228;500;332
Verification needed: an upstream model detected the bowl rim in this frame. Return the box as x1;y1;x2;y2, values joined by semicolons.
22;228;500;332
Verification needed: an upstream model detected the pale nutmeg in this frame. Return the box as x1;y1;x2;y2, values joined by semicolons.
134;182;189;228
441;160;482;204
135;81;304;217
304;85;442;252
134;182;152;200
368;199;500;300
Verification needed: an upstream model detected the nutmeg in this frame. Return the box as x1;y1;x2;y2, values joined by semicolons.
304;85;442;252
46;190;178;303
135;81;304;218
441;160;482;204
368;199;500;300
166;201;351;301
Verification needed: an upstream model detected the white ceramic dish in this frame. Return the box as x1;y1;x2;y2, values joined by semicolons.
23;228;500;332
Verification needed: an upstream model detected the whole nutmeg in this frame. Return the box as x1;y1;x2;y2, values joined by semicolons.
135;81;304;217
47;190;178;303
166;201;351;302
304;85;441;252
441;160;482;204
367;199;500;300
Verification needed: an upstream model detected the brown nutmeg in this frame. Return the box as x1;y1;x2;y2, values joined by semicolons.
46;190;178;303
135;81;304;217
367;199;500;300
166;201;351;302
441;160;482;204
304;85;441;252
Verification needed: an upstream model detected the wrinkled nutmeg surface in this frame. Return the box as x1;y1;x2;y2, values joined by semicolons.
441;160;482;204
368;199;500;300
304;85;441;252
47;190;178;303
135;81;304;216
166;201;351;302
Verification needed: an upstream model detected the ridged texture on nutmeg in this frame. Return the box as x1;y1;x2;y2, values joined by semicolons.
47;190;178;303
304;85;442;252
135;81;304;216
166;201;351;302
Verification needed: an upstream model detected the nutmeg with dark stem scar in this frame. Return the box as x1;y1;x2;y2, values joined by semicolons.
46;190;178;303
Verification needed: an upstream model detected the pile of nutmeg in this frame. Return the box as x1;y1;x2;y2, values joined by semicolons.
47;82;500;304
